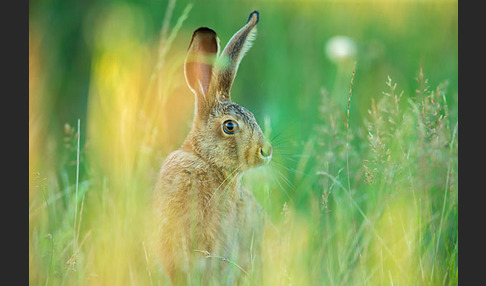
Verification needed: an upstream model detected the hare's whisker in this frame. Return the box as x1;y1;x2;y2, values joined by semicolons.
268;170;291;200
211;165;243;208
272;155;298;164
272;167;294;190
271;160;304;177
270;130;286;142
204;165;242;211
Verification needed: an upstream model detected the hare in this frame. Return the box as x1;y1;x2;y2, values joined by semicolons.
153;11;271;285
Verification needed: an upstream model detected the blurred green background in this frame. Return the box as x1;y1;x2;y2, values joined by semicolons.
29;0;458;285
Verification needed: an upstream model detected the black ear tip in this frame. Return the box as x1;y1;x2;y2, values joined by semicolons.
188;27;219;53
247;10;259;24
193;27;217;36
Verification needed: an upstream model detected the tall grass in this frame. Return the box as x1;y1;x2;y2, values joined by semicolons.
245;69;457;286
29;0;457;285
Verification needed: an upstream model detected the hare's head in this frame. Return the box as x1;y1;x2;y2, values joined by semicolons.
183;11;272;172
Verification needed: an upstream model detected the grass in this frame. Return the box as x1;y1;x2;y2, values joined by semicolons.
29;0;457;285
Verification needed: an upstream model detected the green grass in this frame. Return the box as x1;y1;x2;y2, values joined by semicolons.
29;0;458;285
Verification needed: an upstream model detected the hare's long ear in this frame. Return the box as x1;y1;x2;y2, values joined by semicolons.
184;27;220;117
215;11;259;101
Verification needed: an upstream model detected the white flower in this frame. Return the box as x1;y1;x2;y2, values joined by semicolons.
325;36;357;63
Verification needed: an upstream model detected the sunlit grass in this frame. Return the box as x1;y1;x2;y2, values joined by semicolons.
29;0;457;285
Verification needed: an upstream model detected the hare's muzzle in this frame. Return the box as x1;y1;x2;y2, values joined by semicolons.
260;141;273;162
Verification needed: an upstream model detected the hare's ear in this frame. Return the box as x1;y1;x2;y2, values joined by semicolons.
215;11;259;101
184;27;220;116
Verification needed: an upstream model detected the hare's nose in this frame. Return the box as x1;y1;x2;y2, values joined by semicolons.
260;142;273;159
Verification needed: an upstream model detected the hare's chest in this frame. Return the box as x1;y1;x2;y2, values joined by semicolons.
196;180;248;249
201;181;240;228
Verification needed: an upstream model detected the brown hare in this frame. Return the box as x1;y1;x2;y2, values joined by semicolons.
154;11;272;285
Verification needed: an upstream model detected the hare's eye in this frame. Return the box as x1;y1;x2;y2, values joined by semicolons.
222;120;238;135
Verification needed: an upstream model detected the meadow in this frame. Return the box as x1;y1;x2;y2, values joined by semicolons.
29;0;458;285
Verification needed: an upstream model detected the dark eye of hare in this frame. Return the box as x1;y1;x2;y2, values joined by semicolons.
222;120;238;135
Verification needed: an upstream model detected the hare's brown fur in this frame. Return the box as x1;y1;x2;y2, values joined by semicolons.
154;149;262;281
153;11;268;284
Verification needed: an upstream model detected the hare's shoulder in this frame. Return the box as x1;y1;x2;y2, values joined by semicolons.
160;150;207;174
157;150;217;192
